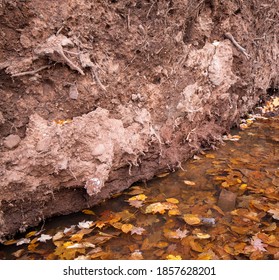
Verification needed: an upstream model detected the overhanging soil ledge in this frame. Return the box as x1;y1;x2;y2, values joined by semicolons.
0;0;278;240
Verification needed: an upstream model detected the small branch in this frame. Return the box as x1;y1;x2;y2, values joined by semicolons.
11;65;50;77
127;9;131;31
91;67;107;92
57;48;85;75
224;32;250;59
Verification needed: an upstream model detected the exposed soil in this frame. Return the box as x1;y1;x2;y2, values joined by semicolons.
0;0;278;240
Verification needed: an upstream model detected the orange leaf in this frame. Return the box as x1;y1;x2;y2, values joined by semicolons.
183;214;201;225
121;224;134;233
166;254;182;260
166;198;179;204
190;240;203;252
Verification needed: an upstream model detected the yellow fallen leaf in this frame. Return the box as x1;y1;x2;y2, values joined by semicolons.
121;224;134;233
156;241;169;248
52;231;64;241
190;240;203;252
63;241;74;248
145;202;177;214
70;233;84;242
25;231;37;238
221;181;230;188
230;226;251;235
183;180;196;186
166;198;179;204
3;239;17;245
128;194;147;201
166;254;182;260
239;184;247;190
82;209;95;215
183;214;201;225
224;244;234;255
168;208;181;216
28;243;39;252
196;233;211;239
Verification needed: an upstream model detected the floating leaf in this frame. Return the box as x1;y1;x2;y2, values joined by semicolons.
131;226;145;235
196;233;211;239
230;226;251;235
145;202;177;214
129;200;144;208
129;194;147;201
183;180;196;186
183;214;201;225
250;235;267;252
78;221;93;229
264;222;277;232
38;234;52;243
12;249;25;258
164;228;188;239
25;231;37;238
121;224;134;233
16;238;30;246
268;209;279;220
166;198;179;204
64;225;76;234
70;233;84;242
82;209;95;215
166;254;182;260
4;239;17;246
155;241;169;248
52;231;64;241
168;208;181;216
190;240;203;252
67;242;95;249
28;243;39;252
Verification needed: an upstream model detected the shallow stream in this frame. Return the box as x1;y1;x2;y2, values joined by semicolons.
1;116;279;260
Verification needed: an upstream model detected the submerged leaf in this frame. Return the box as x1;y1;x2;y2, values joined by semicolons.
268;209;279;220
183;214;201;225
250;235;267;252
166;198;179;204
131;227;145;235
121;224;134;233
166;254;182;260
145;202;177;214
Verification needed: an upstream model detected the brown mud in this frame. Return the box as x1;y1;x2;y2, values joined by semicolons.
0;0;278;240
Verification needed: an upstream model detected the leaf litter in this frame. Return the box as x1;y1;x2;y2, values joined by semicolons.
1;116;279;260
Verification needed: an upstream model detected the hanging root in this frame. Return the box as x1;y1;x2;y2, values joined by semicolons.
224;32;251;59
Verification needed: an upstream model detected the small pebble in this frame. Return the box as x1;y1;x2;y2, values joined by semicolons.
3;134;21;149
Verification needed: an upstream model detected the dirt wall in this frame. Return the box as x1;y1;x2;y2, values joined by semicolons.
0;0;278;240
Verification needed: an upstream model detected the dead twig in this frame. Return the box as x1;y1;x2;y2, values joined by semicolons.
127;9;131;31
11;65;50;77
91;67;107;92
57;47;85;75
224;32;250;59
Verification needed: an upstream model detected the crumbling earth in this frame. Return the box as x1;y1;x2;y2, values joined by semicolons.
0;0;278;240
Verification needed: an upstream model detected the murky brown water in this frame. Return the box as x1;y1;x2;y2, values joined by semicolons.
1;116;279;260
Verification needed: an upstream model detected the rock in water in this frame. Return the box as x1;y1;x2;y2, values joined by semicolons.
217;189;237;212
